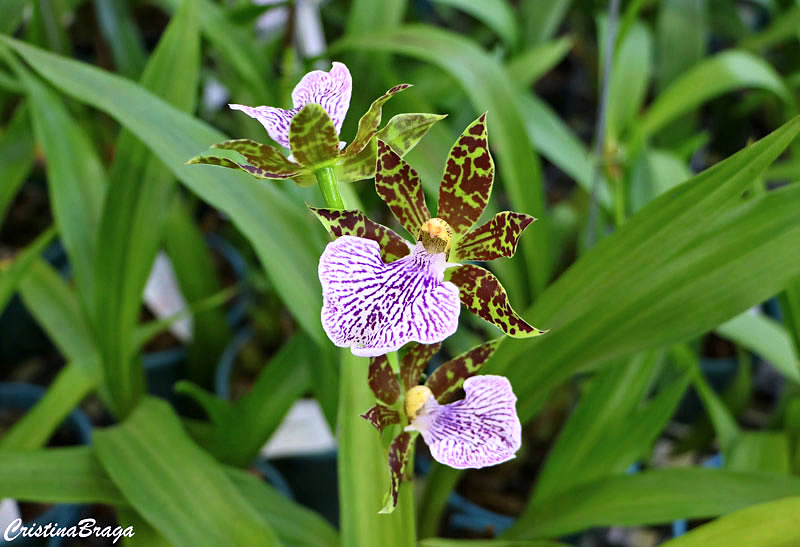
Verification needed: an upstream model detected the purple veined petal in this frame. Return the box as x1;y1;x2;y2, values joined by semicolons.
292;62;352;136
228;104;298;149
318;235;461;357
406;375;521;469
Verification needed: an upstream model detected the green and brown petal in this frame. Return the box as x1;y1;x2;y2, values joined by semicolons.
289;103;340;169
437;113;494;235
449;264;546;338
368;354;402;405
361;403;401;434
376;113;448;157
379;431;416;514
375;140;431;238
400;342;441;391
308;207;410;262
186;154;299;180
425;338;502;404
212;139;301;177
345;84;411;158
453;211;536;262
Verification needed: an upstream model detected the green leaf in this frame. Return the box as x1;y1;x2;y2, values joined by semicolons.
375;139;432;238
656;0;707;90
425;338;501;403
375;113;448;158
629;147;693;212
450;264;546;338
726;432;791;474
93;0;146;78
658;497;800;547
454;212;535;262
437;113;493;236
332;25;549;294
422;541;567;547
418;462;461;538
0;103;34;226
506;36;573;88
289;103;341;169
520;0;571;45
716;312;800;383
429;0;519;48
346;83;411;157
93;398;281;546
308;207;411;262
0;227;55;313
92;0;200;417
0;0;28;34
0;35;326;344
504;469;800;539
636;50;790;142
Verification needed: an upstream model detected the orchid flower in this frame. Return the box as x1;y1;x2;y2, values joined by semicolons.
187;62;444;186
312;114;545;356
361;339;521;512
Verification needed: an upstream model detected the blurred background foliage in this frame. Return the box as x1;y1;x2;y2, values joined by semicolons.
2;0;800;545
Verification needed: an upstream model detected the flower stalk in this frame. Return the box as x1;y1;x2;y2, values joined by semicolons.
315;165;345;210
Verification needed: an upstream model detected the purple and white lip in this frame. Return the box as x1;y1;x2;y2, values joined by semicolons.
318;235;461;357
229;62;352;150
406;375;522;469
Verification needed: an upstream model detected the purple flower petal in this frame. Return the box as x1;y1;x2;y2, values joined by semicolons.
318;235;460;357
291;62;352;136
228;104;298;149
407;375;521;469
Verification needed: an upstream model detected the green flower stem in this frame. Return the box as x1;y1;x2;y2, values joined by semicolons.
315;165;345;210
316;165;416;543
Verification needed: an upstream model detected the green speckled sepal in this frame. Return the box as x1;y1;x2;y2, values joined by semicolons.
186;154;298;180
289;103;340;168
212;139;301;176
400;342;441;390
361;403;400;434
337;139;377;183
425;338;502;404
375;139;431;238
345;84;411;158
368;354;402;405
307;206;411;262
376;113;447;157
454;211;536;262
437;113;494;235
449;264;546;338
379;431;416;514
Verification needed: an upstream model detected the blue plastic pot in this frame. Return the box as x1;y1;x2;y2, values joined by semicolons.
0;383;92;547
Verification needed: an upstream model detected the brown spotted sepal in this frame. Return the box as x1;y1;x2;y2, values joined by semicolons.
289;104;340;168
425;338;502;404
186;139;302;180
376;113;448;157
344;84;411;158
400;342;442;391
368;354;402;405
437;113;494;235
361;404;401;434
453;212;536;262
375;140;431;238
449;264;546;338
379;431;416;514
307;207;411;262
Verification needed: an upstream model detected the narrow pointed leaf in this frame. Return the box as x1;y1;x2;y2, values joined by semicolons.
213;139;301;176
308;207;411;262
379;431;415;514
400;342;441;390
289;103;340;168
376;113;447;157
346;83;411;157
437;113;494;235
450;264;546;338
425;338;501;403
362;404;401;433
375;139;431;238
454;211;536;262
369;354;402;405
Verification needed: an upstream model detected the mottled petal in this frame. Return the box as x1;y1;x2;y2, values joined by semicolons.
408;375;521;469
308;207;411;262
369;354;402;405
400;342;441;391
437;113;494;235
376;113;448;157
229;104;298;149
361;404;401;434
185;153;298;180
345;84;411;157
454;212;536;262
375;140;432;239
319;236;461;357
212;139;301;177
450;264;546;338
425;338;501;404
379;431;416;514
292;61;352;135
289;104;340;168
